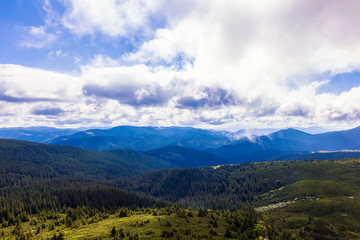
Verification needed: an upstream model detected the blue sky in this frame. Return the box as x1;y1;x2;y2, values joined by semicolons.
0;0;141;71
1;0;360;130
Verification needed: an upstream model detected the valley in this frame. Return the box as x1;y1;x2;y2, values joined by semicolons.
1;126;360;239
3;1;360;239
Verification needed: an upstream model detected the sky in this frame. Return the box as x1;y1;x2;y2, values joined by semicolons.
1;0;360;131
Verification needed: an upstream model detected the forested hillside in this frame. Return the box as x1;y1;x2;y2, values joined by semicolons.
146;146;229;168
0;139;302;239
0;139;175;179
1;138;359;239
121;159;360;239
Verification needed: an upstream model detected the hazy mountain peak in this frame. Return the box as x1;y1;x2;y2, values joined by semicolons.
269;128;312;138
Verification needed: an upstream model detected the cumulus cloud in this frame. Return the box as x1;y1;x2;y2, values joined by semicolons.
3;0;360;129
83;83;170;106
0;92;55;103
60;0;163;37
0;65;82;101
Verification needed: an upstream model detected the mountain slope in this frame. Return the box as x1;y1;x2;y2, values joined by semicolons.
0;139;175;178
211;127;360;159
50;126;231;151
273;150;360;161
124;159;360;239
146;146;229;168
314;126;360;150
0;127;80;143
126;158;360;208
51;135;169;151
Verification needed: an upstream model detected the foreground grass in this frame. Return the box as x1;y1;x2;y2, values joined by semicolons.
267;197;360;240
3;159;360;239
0;208;233;239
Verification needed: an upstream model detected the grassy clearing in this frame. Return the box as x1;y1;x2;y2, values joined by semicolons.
0;209;232;239
267;197;360;239
255;159;360;239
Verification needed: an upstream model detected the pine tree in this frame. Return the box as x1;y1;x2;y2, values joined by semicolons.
213;220;218;228
13;216;23;236
110;226;117;237
224;228;232;238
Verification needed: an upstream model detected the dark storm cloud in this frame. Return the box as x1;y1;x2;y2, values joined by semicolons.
83;83;171;106
32;107;64;116
177;87;240;109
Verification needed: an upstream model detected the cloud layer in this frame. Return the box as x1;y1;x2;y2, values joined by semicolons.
2;0;360;129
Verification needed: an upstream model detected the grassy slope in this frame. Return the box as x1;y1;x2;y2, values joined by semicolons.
1;209;231;239
255;159;360;239
124;159;360;239
254;159;360;203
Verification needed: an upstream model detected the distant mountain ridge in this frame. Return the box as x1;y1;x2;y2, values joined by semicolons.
0;126;81;143
211;127;360;160
49;126;232;151
2;125;360;164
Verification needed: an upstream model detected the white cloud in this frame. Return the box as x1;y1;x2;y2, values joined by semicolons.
60;0;163;37
48;50;69;59
19;26;57;48
4;0;360;129
127;0;360;77
17;0;63;49
0;64;82;100
29;26;47;37
2;61;360;130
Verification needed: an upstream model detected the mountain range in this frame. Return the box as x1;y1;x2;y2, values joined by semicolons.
50;125;360;162
48;126;232;151
210;127;360;160
2;125;360;239
0;126;81;143
1;125;360;165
